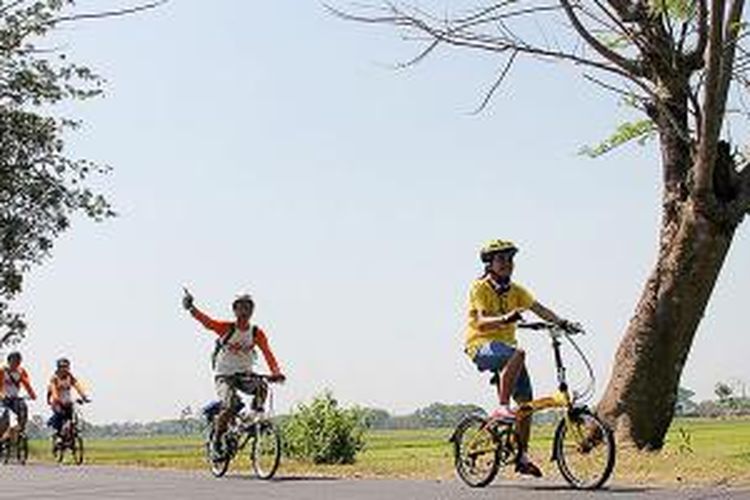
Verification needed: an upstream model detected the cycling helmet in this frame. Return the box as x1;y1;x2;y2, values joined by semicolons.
7;351;21;363
232;293;254;309
480;239;518;263
56;357;70;369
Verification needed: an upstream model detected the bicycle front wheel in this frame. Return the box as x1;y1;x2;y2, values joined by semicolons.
205;428;230;478
451;415;503;487
52;437;64;463
17;436;28;465
251;421;281;480
553;408;615;489
1;441;10;465
72;436;84;465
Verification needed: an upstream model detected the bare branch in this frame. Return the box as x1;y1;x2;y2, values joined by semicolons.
51;1;169;24
687;0;709;69
471;50;518;113
695;0;727;195
583;72;649;105
559;0;644;76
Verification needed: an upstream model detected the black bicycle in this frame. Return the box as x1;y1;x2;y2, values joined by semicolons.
0;398;29;465
203;374;282;479
451;321;616;490
51;399;89;465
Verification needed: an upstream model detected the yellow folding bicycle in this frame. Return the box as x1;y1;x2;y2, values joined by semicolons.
450;321;615;489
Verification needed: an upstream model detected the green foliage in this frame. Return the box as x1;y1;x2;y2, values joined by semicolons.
715;382;734;402
0;0;112;346
579;119;657;158
649;0;696;20
281;391;366;464
676;386;699;416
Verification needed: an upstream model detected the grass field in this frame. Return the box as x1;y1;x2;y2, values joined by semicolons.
21;417;750;487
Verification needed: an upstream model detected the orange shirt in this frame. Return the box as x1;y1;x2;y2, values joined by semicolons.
190;307;281;376
0;365;36;400
48;372;85;406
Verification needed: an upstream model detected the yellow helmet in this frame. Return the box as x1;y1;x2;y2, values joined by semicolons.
479;239;518;263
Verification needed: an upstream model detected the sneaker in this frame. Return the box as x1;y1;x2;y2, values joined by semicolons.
489;406;516;422
515;459;543;478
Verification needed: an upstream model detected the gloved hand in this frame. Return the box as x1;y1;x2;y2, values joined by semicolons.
182;288;194;311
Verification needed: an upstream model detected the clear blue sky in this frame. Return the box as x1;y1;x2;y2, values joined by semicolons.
8;1;750;423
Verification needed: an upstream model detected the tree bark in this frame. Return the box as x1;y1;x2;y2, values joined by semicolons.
597;112;741;450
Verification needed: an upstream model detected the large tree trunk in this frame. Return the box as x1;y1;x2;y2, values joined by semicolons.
597;89;743;449
597;198;736;449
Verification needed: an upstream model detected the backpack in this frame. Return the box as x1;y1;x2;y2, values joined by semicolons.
211;324;258;370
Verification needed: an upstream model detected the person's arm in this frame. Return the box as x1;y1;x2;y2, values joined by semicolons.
48;378;59;406
254;328;282;377
20;369;36;400
529;301;564;324
71;376;89;400
188;305;233;337
475;309;525;332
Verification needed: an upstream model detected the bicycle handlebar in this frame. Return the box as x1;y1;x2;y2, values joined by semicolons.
517;321;585;335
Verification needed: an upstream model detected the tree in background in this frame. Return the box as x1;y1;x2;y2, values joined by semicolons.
334;0;750;449
0;1;165;347
675;386;698;416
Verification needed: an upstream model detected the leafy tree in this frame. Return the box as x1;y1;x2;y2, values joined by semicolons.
334;0;750;449
675;386;698;416
715;381;734;403
414;402;486;428
0;1;164;347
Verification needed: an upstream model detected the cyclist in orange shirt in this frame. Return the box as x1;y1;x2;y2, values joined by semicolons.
0;352;37;437
47;358;89;437
183;290;285;457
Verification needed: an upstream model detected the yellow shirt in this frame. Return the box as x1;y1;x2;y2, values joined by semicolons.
464;276;535;357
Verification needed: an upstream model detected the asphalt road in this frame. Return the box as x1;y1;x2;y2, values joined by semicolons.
0;465;748;500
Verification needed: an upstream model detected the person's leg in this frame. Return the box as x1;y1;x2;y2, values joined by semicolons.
498;349;525;405
0;407;9;440
239;375;268;412
214;376;236;436
512;369;542;477
16;399;28;434
475;342;522;419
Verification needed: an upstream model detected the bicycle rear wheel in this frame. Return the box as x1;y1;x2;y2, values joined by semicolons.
553;408;615;489
451;415;503;487
251;420;280;479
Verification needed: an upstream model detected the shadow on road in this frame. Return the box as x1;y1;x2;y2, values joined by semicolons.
490;483;652;494
223;473;340;482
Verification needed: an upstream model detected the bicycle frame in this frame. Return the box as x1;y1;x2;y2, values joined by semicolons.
515;329;575;419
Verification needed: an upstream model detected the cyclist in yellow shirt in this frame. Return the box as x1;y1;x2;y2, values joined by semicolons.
465;239;572;478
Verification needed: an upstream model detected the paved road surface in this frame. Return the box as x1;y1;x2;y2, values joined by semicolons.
1;465;748;499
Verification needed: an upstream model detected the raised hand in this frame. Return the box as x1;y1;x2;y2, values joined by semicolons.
182;287;194;311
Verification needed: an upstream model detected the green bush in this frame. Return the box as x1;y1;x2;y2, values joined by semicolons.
281;391;366;464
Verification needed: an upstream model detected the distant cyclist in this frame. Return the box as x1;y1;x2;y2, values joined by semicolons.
0;352;37;437
465;239;573;478
183;290;285;457
47;358;90;437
